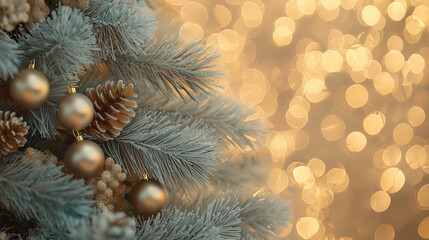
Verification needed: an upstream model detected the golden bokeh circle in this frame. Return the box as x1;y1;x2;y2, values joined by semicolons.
180;2;208;26
362;5;381;26
370;191;391;212
363;112;384;135
307;158;326;178
393;123;413;146
408;106;425;127
296;217;319;239
321;115;346;141
374;72;395;95
345;84;368;108
380;167;405;193
419;217;429;239
382;145;401;166
346;131;367;152
375;224;395;240
417;184;429;208
387;1;406;21
326;168;349;193
385;50;405;73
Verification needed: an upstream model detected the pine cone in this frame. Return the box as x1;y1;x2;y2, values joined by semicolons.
0;111;28;155
0;0;30;32
27;0;49;29
85;80;137;141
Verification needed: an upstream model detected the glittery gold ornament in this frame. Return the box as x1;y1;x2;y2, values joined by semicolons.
64;131;105;179
130;177;168;218
57;84;94;130
9;59;50;109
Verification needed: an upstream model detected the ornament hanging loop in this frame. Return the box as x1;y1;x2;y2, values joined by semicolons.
28;59;35;69
67;83;76;94
72;129;84;142
142;173;148;180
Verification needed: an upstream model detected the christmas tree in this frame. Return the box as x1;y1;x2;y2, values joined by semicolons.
0;0;289;239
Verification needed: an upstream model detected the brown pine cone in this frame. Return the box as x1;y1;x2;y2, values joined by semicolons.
0;0;30;32
85;80;137;141
0;111;28;155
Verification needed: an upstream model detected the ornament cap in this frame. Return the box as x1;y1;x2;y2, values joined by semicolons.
142;173;148;180
73;130;84;142
28;59;35;69
67;83;76;94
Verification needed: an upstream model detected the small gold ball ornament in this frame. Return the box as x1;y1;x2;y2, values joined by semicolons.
64;130;105;179
9;59;50;109
57;84;94;130
130;176;168;218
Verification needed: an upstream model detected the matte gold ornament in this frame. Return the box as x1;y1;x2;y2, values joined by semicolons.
64;130;105;179
57;84;94;130
9;59;50;109
130;176;168;218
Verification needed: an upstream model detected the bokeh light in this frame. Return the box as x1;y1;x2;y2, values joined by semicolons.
163;0;429;238
375;224;395;240
370;191;391;213
346;131;367;152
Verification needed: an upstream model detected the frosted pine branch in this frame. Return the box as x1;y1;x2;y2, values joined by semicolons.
140;93;267;150
135;196;242;240
0;157;95;229
26;105;59;138
99;110;219;191
88;37;223;99
19;5;97;101
70;209;136;240
240;194;290;239
0;31;21;81
86;0;157;60
173;190;290;240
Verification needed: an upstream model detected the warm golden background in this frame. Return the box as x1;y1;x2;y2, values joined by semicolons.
155;0;429;239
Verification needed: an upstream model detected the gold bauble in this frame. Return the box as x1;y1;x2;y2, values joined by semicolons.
9;68;50;109
64;140;105;179
56;92;94;130
130;179;168;218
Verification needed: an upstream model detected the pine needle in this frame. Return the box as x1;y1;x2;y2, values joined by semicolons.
0;158;95;229
100;109;219;191
135;196;242;240
0;31;21;81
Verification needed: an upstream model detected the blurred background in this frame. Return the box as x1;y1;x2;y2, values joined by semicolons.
152;0;429;239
